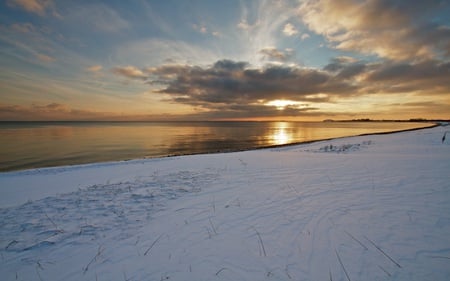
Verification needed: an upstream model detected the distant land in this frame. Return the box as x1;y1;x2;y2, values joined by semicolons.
323;118;450;123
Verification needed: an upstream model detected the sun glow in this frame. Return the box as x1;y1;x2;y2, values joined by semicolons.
265;99;301;110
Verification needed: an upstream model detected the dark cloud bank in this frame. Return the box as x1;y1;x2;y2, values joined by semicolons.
111;58;450;119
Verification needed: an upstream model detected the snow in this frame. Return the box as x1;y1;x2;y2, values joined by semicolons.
1;125;449;281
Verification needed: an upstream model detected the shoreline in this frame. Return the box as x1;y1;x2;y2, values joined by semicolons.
0;122;437;174
217;122;439;153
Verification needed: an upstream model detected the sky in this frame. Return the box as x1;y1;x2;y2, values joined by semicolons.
0;0;449;121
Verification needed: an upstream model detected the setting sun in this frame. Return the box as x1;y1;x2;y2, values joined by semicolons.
265;100;302;110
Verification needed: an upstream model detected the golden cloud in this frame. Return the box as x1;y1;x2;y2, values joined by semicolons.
299;0;450;61
111;66;147;79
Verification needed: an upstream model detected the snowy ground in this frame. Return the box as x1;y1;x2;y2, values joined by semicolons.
1;125;449;281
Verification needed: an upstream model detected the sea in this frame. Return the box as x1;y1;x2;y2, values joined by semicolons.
0;121;432;172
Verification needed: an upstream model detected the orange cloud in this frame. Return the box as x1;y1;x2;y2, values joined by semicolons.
111;66;147;79
7;0;51;16
0;103;190;121
0;103;106;121
86;65;103;72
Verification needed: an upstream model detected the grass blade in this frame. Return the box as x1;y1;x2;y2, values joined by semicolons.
335;249;351;281
252;227;267;257
344;231;368;250
144;234;164;256
364;236;402;268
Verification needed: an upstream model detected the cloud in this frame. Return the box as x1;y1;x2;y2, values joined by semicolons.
0;103;83;121
299;0;450;61
10;23;36;33
259;47;294;62
0;102;196;121
300;33;310;40
282;23;298;36
146;59;355;108
178;103;321;120
367;60;449;82
7;0;60;18
364;60;450;94
192;23;220;37
36;53;55;63
0;102;170;121
7;0;50;16
192;24;208;34
112;66;147;80
323;56;365;79
109;57;450;119
382;100;450;117
237;20;252;30
34;102;69;112
86;65;103;73
323;56;450;95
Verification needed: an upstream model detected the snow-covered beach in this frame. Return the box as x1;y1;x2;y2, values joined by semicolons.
1;125;449;280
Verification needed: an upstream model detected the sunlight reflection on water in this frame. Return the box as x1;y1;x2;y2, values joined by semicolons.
271;122;291;145
0;121;431;171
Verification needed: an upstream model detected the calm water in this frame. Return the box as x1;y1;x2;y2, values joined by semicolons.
0;121;432;172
